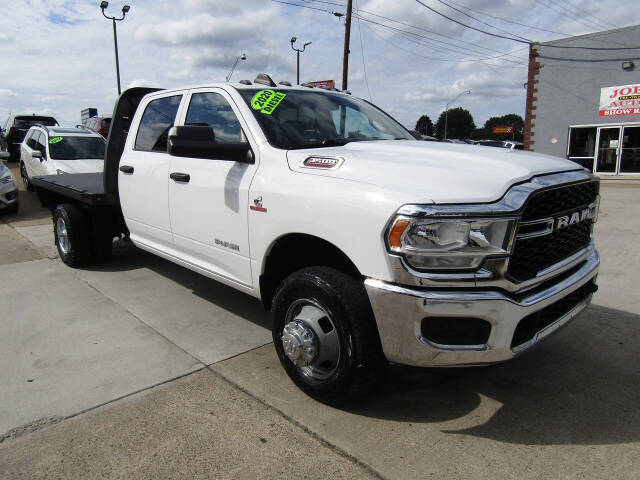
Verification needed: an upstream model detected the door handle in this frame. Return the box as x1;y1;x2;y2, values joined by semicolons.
119;165;134;174
170;172;190;183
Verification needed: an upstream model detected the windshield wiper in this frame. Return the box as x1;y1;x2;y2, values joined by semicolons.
289;138;353;150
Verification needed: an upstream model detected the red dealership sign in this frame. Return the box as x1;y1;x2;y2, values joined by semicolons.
599;84;640;116
309;80;335;89
492;126;513;134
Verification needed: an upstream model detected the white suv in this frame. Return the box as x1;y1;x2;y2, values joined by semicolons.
20;126;106;191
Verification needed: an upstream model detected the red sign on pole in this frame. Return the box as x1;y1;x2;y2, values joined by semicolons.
309;80;335;89
492;126;514;134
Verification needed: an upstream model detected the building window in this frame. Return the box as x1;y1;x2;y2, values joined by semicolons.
568;127;596;170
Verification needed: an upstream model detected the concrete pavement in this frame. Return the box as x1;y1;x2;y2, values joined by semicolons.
0;369;377;480
1;167;638;479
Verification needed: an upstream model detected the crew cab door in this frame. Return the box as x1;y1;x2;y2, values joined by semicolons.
168;88;259;288
119;92;184;251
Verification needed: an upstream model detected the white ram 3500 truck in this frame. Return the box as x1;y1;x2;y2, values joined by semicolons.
32;76;600;404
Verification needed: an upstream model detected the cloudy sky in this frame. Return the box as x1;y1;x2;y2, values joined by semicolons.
1;0;639;130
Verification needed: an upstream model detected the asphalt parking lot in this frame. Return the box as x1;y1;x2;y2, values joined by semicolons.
0;166;638;480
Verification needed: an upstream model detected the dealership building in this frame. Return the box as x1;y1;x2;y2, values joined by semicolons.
524;25;640;176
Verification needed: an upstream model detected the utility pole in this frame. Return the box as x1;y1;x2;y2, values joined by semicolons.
341;0;353;91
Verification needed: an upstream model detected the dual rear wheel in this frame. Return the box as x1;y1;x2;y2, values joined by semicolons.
53;204;113;267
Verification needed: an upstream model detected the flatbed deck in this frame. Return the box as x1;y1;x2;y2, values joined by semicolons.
31;173;119;206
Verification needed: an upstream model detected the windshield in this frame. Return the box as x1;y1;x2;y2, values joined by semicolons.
49;136;106;160
238;89;413;149
15;116;58;128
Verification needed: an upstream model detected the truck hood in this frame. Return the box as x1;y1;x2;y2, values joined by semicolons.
286;140;582;204
50;159;104;174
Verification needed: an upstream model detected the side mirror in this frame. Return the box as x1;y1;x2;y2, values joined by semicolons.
168;125;254;163
32;151;42;160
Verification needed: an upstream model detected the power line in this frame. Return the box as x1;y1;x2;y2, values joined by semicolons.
354;0;372;101
414;0;640;51
354;9;528;59
555;0;616;30
271;0;333;14
434;0;530;42
354;14;527;64
536;43;640;50
533;0;604;33
412;0;532;44
361;21;527;68
444;0;572;37
275;0;530;63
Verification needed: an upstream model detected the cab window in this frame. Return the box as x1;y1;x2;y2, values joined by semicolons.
135;95;182;152
185;92;243;143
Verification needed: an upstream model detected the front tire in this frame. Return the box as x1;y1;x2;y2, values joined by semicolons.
20;162;34;192
53;204;91;267
271;267;385;405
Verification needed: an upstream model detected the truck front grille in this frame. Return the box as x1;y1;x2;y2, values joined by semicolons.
509;180;598;282
520;181;599;221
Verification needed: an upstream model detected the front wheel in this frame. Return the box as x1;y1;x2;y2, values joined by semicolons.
20;162;34;192
271;267;385;405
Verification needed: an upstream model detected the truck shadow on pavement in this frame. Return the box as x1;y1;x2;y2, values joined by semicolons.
346;304;639;446
82;240;270;330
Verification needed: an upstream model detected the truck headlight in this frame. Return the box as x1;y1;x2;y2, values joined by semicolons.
387;216;516;270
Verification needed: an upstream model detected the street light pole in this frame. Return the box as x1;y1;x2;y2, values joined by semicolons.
444;90;471;140
226;53;247;82
100;1;130;95
290;37;312;85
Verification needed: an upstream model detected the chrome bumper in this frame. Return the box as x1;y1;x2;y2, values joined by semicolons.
365;250;599;367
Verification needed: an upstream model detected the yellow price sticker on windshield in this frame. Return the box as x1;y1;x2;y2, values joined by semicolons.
251;90;286;115
49;137;63;144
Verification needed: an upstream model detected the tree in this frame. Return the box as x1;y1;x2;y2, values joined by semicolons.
435;107;475;140
415;114;434;136
484;114;524;141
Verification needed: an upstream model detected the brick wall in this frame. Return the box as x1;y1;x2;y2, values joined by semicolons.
523;44;540;151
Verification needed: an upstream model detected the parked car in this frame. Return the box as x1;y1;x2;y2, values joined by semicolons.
85;116;112;138
504;141;524;150
30;79;600;405
3;114;59;161
0;161;19;214
476;140;524;150
20;125;105;191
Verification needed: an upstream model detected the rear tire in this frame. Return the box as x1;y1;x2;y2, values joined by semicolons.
53;204;91;267
271;267;386;405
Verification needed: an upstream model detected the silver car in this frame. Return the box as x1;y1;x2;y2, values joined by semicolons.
0;161;19;214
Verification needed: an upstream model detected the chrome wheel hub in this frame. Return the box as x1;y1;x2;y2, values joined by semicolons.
56;217;70;255
282;300;340;380
282;320;318;367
